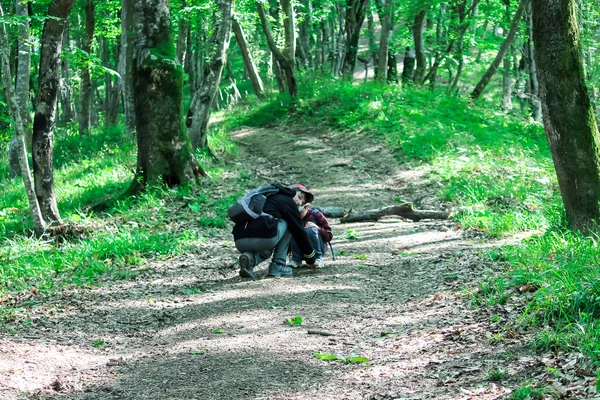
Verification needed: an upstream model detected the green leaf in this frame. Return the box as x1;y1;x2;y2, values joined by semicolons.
285;316;303;325
212;328;224;334
313;352;338;361
346;356;369;364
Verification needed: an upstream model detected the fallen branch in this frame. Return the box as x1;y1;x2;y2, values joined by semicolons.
308;329;336;336
311;205;346;218
340;203;450;223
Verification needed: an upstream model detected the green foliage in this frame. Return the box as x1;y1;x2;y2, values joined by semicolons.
487;369;508;382
510;384;547;400
212;328;224;334
0;122;240;297
342;229;360;240
285;316;303;325
312;351;369;364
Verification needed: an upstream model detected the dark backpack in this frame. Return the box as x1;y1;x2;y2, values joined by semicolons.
228;185;280;224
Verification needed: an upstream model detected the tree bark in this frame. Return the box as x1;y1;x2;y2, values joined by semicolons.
402;46;415;83
525;3;541;120
8;0;32;178
532;0;600;233
298;0;312;68
340;203;450;223
501;1;513;110
128;0;203;195
33;0;76;224
232;18;264;99
257;1;297;96
412;7;428;84
188;0;233;150
119;0;136;136
470;0;528;100
176;0;187;63
60;23;74;124
376;0;391;83
341;0;369;79
79;0;95;136
0;4;47;236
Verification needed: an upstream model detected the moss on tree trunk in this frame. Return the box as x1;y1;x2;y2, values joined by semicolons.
128;0;201;195
532;0;600;233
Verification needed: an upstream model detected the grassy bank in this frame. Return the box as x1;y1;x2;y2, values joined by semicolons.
0;122;247;304
221;76;600;368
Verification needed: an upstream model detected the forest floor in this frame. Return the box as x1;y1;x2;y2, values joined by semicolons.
0;127;594;399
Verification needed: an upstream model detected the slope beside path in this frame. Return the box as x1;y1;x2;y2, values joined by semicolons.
1;127;557;400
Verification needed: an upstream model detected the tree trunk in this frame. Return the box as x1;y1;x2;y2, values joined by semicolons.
119;0;135;135
176;0;187;63
525;3;541;121
501;1;513;110
188;0;233;150
0;4;47;235
8;0;32;178
532;0;600;233
33;0;76;224
280;0;296;65
60;23;74;124
367;4;377;71
232;18;264;99
128;0;203;195
257;1;297;97
298;0;312;69
402;46;415;83
376;0;391;83
470;0;529;100
79;0;95;136
412;8;428;84
341;0;369;79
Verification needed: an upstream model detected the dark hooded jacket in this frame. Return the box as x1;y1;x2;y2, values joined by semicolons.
233;184;316;263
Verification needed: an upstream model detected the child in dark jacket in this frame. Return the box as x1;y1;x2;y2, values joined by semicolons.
288;203;333;268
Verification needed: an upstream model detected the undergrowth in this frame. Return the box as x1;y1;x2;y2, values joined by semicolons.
0;121;247;298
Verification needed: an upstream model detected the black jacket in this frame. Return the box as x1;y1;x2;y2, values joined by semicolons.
263;184;316;262
232;184;316;263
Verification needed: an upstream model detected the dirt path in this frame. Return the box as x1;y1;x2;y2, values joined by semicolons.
1;127;553;400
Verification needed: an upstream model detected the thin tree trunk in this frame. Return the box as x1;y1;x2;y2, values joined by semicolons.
402;46;415;83
188;0;233;150
232;18;264;99
60;24;74;124
0;5;47;235
257;1;297;96
33;0;76;224
79;0;95;136
8;0;31;178
128;0;203;195
412;8;428;84
470;0;529;100
342;0;369;79
176;0;187;63
532;0;600;233
184;24;194;89
376;0;391;83
525;2;540;120
367;4;377;71
298;0;312;68
119;0;135;136
501;1;513;110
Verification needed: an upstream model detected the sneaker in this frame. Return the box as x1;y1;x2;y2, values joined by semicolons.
288;259;301;268
267;264;293;277
239;253;256;279
315;258;325;268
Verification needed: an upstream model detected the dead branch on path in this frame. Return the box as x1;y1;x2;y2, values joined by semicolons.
317;203;450;223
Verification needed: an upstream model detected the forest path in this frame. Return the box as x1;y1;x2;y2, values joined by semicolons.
0;127;543;400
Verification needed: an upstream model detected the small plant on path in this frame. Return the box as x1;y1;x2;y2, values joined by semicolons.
313;351;369;364
285;316;303;325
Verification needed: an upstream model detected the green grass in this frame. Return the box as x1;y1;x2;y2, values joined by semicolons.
221;75;557;238
0;121;244;296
